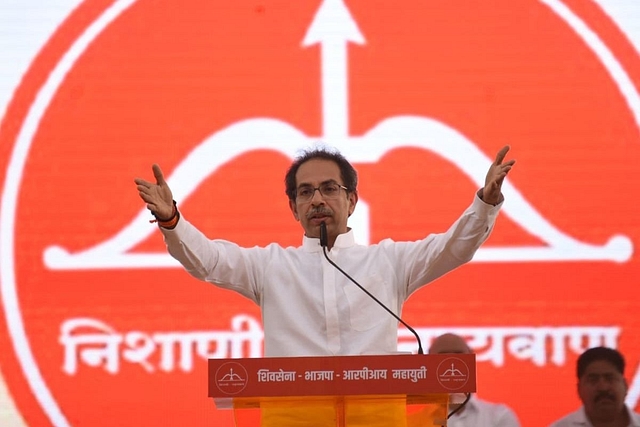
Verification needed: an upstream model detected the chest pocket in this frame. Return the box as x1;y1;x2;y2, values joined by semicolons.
343;273;394;331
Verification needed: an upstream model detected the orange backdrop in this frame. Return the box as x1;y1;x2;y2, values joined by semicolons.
1;1;639;426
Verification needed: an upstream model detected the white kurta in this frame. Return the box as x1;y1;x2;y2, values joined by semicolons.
447;396;521;427
161;193;500;357
549;406;640;427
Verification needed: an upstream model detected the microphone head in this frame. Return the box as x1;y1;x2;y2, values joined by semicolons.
320;221;328;247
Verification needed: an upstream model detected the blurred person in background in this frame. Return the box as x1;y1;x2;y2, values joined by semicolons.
549;346;640;427
429;333;521;427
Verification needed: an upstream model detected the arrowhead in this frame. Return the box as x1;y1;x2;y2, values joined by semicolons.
302;0;365;46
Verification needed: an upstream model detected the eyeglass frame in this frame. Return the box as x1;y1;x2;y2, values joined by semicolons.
294;181;350;203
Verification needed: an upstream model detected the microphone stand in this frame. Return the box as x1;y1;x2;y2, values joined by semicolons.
319;222;424;354
320;223;471;422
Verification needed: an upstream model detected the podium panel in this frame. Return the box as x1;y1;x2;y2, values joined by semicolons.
209;354;475;427
230;394;449;427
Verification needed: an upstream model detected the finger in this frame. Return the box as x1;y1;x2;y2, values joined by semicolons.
134;178;152;187
152;164;166;186
134;179;153;190
494;145;510;165
488;169;508;186
500;163;515;179
502;164;514;174
496;174;506;186
136;179;158;193
138;191;155;203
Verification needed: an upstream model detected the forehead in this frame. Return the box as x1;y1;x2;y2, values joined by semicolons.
581;360;621;377
295;159;342;186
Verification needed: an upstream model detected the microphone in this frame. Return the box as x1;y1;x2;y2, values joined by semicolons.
319;222;424;354
320;220;329;247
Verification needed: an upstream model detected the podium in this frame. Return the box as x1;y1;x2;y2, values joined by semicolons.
208;353;476;426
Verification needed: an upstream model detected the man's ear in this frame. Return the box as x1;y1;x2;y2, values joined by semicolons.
347;191;358;217
289;199;300;221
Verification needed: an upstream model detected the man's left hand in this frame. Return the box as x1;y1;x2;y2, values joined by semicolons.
483;145;516;205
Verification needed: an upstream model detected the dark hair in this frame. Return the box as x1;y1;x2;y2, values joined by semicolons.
284;146;358;201
577;347;625;379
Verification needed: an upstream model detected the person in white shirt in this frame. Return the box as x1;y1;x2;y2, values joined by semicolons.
429;333;521;427
549;347;640;427
134;145;515;357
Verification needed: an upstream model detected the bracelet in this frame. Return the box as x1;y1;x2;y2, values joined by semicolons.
150;200;179;229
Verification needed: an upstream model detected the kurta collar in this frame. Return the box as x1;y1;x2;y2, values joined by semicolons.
302;229;356;252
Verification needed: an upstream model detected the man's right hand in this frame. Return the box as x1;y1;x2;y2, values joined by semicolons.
134;164;174;220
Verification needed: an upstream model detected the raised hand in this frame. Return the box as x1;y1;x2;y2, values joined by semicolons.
134;164;174;220
483;145;516;205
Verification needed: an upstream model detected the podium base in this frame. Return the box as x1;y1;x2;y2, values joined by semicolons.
226;394;449;427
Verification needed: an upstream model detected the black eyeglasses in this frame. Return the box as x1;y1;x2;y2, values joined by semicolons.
296;182;348;203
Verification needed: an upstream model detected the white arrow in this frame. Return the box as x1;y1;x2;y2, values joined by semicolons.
303;0;365;139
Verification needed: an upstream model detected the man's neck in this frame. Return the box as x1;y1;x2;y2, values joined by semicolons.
324;227;352;251
449;394;473;417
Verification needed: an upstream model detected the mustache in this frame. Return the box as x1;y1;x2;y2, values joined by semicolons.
595;392;616;402
306;207;333;219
